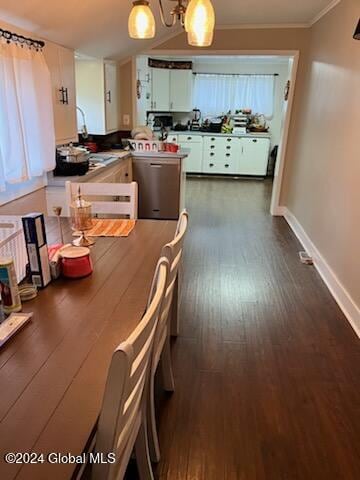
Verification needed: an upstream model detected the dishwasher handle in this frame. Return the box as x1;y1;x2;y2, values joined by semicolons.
150;163;163;168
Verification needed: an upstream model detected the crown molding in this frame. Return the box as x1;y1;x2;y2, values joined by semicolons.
215;23;310;30
310;0;342;26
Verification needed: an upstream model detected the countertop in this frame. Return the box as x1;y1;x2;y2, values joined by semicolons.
131;148;190;159
47;149;188;187
167;130;271;139
47;151;130;187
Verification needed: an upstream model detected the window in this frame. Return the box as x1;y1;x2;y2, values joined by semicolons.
193;73;275;118
0;41;55;193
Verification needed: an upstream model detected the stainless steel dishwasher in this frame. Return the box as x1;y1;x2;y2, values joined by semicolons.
132;156;181;220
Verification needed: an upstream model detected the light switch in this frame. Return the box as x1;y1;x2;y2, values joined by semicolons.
123;114;130;126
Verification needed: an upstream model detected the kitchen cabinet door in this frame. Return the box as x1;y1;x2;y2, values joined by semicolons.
76;59;120;135
239;138;270;176
104;62;119;132
178;140;203;173
44;43;77;145
58;46;78;143
151;68;170;111
170;70;193;112
202;154;223;174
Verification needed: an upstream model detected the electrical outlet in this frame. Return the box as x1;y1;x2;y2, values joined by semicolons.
123;114;130;126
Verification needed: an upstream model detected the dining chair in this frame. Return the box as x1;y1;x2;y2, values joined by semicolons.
91;257;169;480
65;181;138;219
170;209;189;337
147;209;189;463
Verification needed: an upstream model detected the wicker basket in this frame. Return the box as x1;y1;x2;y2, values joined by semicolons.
0;216;27;283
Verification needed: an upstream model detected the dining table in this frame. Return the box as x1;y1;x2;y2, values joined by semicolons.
0;217;176;480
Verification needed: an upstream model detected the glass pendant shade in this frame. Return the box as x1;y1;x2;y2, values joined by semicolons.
187;29;213;47
128;0;155;39
354;20;360;40
184;0;215;47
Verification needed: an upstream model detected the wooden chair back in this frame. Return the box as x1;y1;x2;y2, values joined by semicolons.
92;257;169;480
65;181;138;219
151;210;188;366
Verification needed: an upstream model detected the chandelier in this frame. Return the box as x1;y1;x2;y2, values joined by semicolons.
128;0;215;47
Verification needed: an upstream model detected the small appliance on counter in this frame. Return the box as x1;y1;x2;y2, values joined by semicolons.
54;144;90;177
150;115;173;131
207;117;223;133
173;123;189;131
190;109;201;131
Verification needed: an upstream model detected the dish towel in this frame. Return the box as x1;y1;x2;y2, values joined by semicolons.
74;219;136;237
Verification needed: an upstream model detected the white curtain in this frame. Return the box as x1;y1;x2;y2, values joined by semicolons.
193;74;275;118
0;41;55;192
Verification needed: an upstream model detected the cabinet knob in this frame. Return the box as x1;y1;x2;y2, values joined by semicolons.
210;145;215;149
225;164;229;168
226;153;230;157
210;153;214;156
226;146;231;150
252;139;257;143
227;138;232;142
209;163;214;167
125;173;129;177
187;137;192;140
211;138;215;141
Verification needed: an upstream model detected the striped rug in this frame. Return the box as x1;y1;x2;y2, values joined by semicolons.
74;219;136;237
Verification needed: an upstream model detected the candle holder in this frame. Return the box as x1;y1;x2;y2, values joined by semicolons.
52;206;64;244
70;187;94;247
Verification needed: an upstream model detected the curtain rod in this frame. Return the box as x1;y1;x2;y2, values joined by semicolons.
193;72;279;76
0;28;45;51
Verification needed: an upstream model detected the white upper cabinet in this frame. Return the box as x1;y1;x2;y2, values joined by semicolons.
151;67;193;112
151;68;170;111
44;43;77;145
169;70;193;112
104;62;118;132
75;59;119;135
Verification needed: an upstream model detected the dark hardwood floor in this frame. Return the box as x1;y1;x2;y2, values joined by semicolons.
139;177;360;479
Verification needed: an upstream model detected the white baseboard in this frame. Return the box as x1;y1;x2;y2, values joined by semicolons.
283;207;360;338
272;206;286;216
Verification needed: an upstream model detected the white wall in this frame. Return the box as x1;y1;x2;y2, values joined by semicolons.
282;0;360;329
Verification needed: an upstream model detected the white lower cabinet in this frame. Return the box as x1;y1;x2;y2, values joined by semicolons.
178;135;203;173
201;136;269;176
239;138;270;176
169;133;270;176
202;136;241;175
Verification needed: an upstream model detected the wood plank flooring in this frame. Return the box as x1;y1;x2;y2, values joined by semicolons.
141;177;360;479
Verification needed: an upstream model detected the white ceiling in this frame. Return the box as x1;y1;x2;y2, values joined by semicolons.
0;0;335;60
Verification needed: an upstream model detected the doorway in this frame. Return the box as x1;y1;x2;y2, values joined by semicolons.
132;50;299;216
